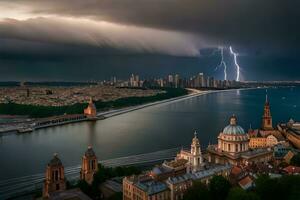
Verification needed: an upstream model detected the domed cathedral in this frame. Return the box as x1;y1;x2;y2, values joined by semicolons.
218;115;249;154
80;146;98;184
43;154;66;198
177;131;204;172
207;115;273;166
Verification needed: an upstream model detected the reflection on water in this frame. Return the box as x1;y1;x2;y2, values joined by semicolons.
0;87;299;180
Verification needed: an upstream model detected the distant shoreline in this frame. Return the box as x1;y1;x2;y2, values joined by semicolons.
0;87;262;134
96;87;264;119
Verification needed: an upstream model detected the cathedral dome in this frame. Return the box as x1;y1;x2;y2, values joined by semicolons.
222;115;245;135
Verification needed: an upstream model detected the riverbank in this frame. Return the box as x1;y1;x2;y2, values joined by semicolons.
0;87;187;118
0;87;257;134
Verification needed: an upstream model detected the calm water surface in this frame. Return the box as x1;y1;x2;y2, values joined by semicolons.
0;87;299;180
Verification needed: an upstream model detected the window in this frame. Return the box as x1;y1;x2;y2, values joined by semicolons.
55;170;59;181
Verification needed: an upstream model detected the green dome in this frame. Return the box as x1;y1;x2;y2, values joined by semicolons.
223;124;245;134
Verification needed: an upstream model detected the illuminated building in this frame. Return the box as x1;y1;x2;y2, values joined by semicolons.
124;164;231;200
176;132;204;172
43;154;66;198
123;175;170;200
80;146;98;184
249;94;284;148
84;97;97;118
150;159;188;181
165;164;231;200
207;115;273;165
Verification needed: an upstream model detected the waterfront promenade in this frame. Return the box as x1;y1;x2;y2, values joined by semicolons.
0;147;182;199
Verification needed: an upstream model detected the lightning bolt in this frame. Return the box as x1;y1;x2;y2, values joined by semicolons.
229;46;240;81
214;47;227;80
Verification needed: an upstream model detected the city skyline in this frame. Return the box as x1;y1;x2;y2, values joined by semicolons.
0;1;299;81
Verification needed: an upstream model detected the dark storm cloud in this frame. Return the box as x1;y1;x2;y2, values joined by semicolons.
0;17;206;56
0;0;299;81
1;0;299;53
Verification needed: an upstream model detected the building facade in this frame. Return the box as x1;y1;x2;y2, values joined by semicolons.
84;97;97;118
43;154;66;198
207;115;273;166
176;132;204;172
80;146;98;184
123;175;170;200
166;165;231;200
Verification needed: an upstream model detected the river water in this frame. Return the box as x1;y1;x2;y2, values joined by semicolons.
0;87;299;181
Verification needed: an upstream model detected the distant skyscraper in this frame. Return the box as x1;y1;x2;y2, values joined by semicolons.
168;75;174;83
174;74;180;88
130;74;140;87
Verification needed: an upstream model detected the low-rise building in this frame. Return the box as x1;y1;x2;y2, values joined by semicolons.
165;164;232;200
150;159;188;181
238;176;254;190
282;165;300;175
123;175;170;200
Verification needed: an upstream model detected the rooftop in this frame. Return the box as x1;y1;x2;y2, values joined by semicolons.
49;189;92;200
163;159;188;169
135;181;168;195
238;176;253;190
283;165;300;174
166;164;232;185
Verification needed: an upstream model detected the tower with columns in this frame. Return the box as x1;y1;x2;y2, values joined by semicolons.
43;153;66;198
80;146;98;184
190;131;203;170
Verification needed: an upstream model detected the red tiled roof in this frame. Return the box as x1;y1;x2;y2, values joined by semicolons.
283;165;300;174
238;176;253;188
231;166;243;176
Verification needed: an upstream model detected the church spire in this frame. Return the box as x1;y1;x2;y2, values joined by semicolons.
194;130;197;138
262;91;273;130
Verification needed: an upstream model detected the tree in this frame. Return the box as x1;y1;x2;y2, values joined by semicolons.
209;176;231;200
278;175;300;200
107;192;122;200
254;175;282;200
226;187;260;200
183;181;210;200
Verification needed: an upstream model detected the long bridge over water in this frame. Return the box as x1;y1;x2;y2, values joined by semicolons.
0;147;182;199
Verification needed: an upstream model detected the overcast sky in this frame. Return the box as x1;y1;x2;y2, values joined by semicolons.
0;0;299;81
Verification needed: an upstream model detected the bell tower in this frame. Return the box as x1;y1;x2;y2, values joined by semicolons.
262;92;273;130
80;146;98;184
43;153;66;198
190;131;203;170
